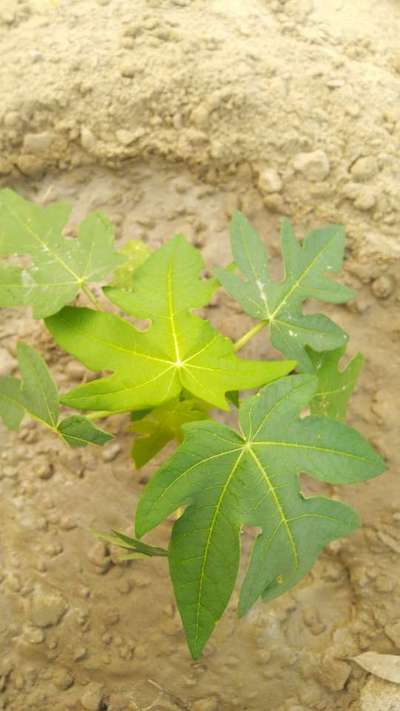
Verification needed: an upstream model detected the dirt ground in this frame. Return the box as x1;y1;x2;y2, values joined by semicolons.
0;1;400;710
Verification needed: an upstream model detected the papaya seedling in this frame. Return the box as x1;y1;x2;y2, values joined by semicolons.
0;189;385;658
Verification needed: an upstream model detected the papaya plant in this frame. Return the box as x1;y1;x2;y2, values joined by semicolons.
0;189;384;658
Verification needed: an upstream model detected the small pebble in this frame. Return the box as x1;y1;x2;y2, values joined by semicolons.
44;542;64;557
371;275;395;299
30;50;43;63
257;167;282;194
120;60;136;78
130;570;151;587
36;560;48;573
104;609;120;626
375;575;395;593
87;542;112;574
116;579;132;594
116;129;137;146
293;149;330;181
351;156;379;181
6;574;21;592
319;656;351;692
81;681;104;711
102;442;121;462
73;646;88;661
385;621;400;647
36;462;54;480
66;361;87;381
53;668;74;691
23;132;53;155
60;515;77;531
81;127;97;151
30;588;67;628
23;625;45;645
354;188;377;211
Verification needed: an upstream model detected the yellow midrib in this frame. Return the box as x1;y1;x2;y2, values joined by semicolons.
193;442;299;646
167;261;181;363
28;361;58;428
269;233;338;321
0;386;58;434
251;439;370;462
248;447;299;568
194;448;246;645
239;221;271;319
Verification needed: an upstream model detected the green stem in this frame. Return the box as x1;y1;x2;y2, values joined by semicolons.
82;285;100;310
86;410;114;420
234;320;268;353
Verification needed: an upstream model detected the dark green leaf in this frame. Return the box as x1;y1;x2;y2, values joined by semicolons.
216;213;355;371
0;376;25;430
0;343;112;450
0;342;59;432
17;342;59;428
58;415;113;447
308;346;364;420
135;375;384;658
226;390;239;408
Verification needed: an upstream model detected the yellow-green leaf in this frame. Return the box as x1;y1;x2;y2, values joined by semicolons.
130;397;209;467
46;236;295;413
111;239;151;289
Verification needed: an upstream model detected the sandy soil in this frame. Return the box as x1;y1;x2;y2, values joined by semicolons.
0;1;400;710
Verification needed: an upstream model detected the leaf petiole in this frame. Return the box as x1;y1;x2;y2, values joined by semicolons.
82;284;101;310
93;529;168;558
234;320;268;353
85;410;115;420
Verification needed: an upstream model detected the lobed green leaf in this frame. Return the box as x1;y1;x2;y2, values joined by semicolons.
0;189;125;318
0;342;60;432
46;236;295;413
17;341;59;428
0;342;111;448
216;213;356;372
135;375;384;658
